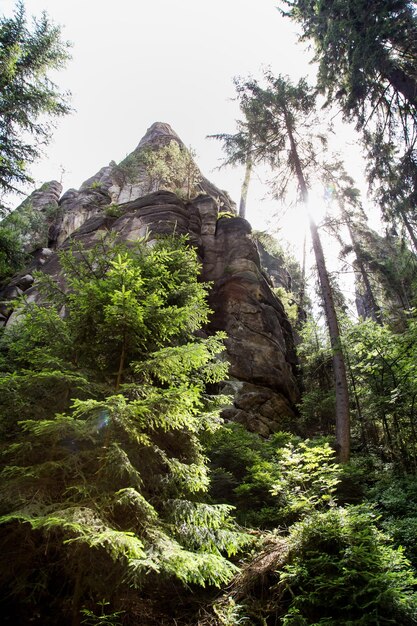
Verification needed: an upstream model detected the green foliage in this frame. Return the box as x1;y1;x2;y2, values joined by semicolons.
0;220;25;281
274;287;298;323
0;235;247;622
212;597;248;626
280;0;417;250
208;118;256;170
206;423;291;527
206;423;340;528
217;211;235;220
116;150;142;183
118;141;201;199
104;203;122;218
349;220;417;318
271;440;341;521
0;1;71;203
346;315;417;467
296;320;336;434
0;183;66;281
81;600;124;626
233;72;325;206
280;506;417;625
366;471;417;569
280;0;417;129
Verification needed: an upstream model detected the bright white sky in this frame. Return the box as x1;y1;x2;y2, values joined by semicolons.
2;0;369;305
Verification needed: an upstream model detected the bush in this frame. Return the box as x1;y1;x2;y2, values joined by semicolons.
367;472;417;567
205;424;341;528
280;507;417;625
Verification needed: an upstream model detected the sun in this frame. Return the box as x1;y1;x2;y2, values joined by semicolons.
306;186;330;224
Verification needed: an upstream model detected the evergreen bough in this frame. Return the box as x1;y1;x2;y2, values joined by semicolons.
0;235;247;622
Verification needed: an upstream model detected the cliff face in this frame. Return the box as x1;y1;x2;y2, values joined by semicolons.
0;122;300;434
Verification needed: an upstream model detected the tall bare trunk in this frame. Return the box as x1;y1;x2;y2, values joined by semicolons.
296;233;307;327
345;215;383;324
309;217;351;461
285;108;350;461
399;207;417;254
239;152;253;219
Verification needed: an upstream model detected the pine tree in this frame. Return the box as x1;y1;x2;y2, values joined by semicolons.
321;167;384;324
209;106;258;219
233;72;351;461
0;1;71;205
280;0;417;127
0;235;247;624
280;0;417;249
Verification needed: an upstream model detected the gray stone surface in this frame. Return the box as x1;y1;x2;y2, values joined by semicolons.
1;123;300;434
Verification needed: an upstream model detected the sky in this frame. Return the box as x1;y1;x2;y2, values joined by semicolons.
2;0;369;304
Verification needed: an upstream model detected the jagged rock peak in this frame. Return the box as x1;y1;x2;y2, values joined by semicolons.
28;180;63;210
136;122;183;150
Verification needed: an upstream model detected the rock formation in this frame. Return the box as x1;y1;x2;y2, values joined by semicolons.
0;122;300;434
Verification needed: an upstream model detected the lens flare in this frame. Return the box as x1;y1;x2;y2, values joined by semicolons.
95;409;110;431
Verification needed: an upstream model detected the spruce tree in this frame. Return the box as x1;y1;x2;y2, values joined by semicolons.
0;1;71;205
233;72;351;461
0;235;246;624
280;0;417;249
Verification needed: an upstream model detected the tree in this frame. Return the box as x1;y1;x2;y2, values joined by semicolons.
280;0;417;247
321;167;384;324
0;236;247;623
209;103;261;219
210;127;253;218
366;138;417;253
280;0;417;131
346;316;417;468
324;172;417;323
0;1;71;206
278;506;417;624
235;72;351;461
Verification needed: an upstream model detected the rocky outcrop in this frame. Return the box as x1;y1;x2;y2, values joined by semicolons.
0;123;300;434
1;181;63;253
47;122;235;248
203;215;299;433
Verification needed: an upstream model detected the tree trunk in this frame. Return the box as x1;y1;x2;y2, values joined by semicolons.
345;349;368;450
309;217;351;462
399;207;417;254
239;152;253;219
115;335;127;392
284;108;350;461
296;233;307;327
345;216;383;324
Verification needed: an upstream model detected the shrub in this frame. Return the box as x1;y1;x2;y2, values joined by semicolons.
280;507;417;625
206;424;341;528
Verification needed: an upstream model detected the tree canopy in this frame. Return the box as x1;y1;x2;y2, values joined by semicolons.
280;0;417;134
0;1;71;207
